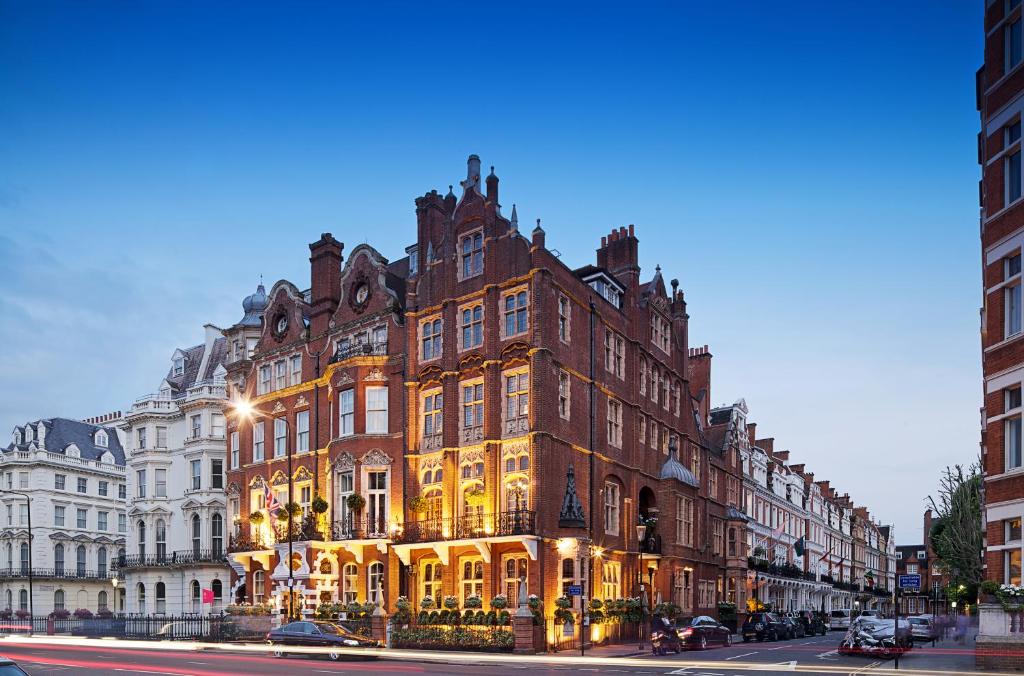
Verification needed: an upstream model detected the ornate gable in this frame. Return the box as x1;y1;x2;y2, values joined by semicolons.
361;448;392;466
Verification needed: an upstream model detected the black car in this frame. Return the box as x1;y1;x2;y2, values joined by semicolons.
781;616;805;639
798;612;829;636
675;615;734;649
266;620;381;660
0;658;29;676
741;612;785;642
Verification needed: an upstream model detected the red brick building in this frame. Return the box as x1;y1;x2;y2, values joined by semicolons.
223;156;745;634
980;0;1024;586
895;510;950;616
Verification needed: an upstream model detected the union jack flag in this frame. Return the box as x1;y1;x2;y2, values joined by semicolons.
264;481;281;514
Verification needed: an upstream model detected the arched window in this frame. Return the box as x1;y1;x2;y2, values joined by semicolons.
137;583;145;614
460;557;483;603
53;589;65;610
212;514;223;557
212;579;223;609
138;521;146;559
504;556;528;606
76;545;86;577
18;589;27;611
155;581;166;615
367;561;384;605
97;547;107;578
19;543;28;574
421;560;442;607
97;590;108;611
253;570;265;605
342;563;357;604
424;488;442;522
191;580;201;613
54;544;65;576
155;520;166;561
192;515;201;555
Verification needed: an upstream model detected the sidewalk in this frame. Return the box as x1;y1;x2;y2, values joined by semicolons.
897;631;977;673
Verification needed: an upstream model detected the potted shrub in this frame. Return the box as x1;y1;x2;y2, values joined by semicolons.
50;608;70;619
980;579;1000;603
443;595;459;610
311;495;329;515
347;494;366;512
465;595;482;609
553;596;574;626
73;608;93;619
96;609;113;619
408;496;428;514
248;511;265;525
14;609;29;620
0;609;11;621
393;596;412;624
490;594;508;610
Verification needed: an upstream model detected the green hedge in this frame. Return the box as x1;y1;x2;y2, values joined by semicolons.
390;626;515;651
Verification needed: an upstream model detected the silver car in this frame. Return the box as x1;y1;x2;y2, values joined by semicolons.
907;616;937;642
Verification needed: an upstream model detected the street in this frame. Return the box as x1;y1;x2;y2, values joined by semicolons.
0;633;983;676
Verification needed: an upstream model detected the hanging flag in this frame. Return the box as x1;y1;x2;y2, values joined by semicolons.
202;588;214;604
264;481;281;514
794;537;805;558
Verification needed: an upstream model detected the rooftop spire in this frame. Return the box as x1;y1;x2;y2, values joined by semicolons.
510;204;519;233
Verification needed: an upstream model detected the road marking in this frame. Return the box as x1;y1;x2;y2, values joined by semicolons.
724;651;757;660
187;662;209;665
749;662;796;672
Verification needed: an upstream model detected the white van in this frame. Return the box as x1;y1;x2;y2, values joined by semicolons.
829;609;852;630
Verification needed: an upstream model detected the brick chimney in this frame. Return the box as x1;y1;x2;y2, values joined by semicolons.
816;480;831;496
596;225;640;290
687;345;712;421
756;437;775;455
309;233;344;336
790;463;805;475
747;423;757;446
774;450;790;463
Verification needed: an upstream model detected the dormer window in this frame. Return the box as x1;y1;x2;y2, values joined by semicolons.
407;245;418;276
94;430;108;448
13;431;21;445
173;357;184;377
582;272;624;309
24;427;33;442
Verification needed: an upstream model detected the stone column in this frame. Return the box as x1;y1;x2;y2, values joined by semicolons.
513;577;536;654
371;582;388;644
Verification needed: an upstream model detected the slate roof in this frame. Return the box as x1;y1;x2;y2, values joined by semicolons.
164;337;227;398
5;418;125;465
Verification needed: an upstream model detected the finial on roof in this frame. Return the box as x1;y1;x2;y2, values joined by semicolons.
489;165;495;176
510;204;519;232
533;218;544;234
446;184;454;198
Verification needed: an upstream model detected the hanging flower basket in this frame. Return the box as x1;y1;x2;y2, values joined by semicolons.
490;594;508;610
465;595;483;609
443;595;459;610
420;597;435;610
312;495;329;514
286;502;302;518
347;494;366;512
408;496;429;514
248;511;265;525
275;507;289;521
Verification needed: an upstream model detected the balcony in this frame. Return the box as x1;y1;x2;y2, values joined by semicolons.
503;416;528;437
113;549;226;570
332;514;391;541
228;532;270;554
397;510;536;544
640;534;663;556
331;341;387;364
0;567;110;581
184;380;226;402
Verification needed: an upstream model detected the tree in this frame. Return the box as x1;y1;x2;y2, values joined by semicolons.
927;462;983;587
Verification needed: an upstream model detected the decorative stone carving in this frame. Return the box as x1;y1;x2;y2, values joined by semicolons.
558;465;586;529
502;439;529;458
460;447;485;466
361;448;392;466
226;482;240;497
422;434;443;451
335;373;354;387
270;470;288;486
364;367;387;382
503;417;529;437
461;426;484;445
293;466;314;482
272;401;287;414
249;475;266;488
295;394;309;408
333;452;356;472
419;453;444;472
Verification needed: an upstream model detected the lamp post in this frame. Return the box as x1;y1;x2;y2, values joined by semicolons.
111;576;119;614
635;522;648;650
10;490;33;631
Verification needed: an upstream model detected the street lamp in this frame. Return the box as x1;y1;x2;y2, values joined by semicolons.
111;576;119;614
9;490;33;631
635;523;648;650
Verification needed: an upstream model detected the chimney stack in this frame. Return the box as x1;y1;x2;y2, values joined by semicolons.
309;233;344;336
595;225;640;290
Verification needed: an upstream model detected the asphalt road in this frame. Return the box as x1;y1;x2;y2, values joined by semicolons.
0;632;980;676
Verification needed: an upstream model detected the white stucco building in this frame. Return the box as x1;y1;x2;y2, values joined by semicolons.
116;325;231;615
0;415;128;616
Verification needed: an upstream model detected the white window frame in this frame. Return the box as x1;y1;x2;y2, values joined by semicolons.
339;389;355;437
607;398;622;448
603;481;620;536
253;421;265;462
460;230;484;280
365;386;389;434
274;418;288;458
296;410;309;452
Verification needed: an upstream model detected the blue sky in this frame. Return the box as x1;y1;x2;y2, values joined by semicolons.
0;1;981;541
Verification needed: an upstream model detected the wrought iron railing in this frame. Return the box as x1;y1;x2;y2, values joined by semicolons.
0;567;110;580
113;549;226;570
397;510;536;544
331;341;387;363
332;514;391;540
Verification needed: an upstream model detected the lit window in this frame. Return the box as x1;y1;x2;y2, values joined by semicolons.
460;232;483;278
1008;518;1023;542
601;561;622;600
461;558;484;602
503;290;528;337
461;305;483;350
339;390;354;437
366;386;389;434
676;496;694;546
462;383;484;429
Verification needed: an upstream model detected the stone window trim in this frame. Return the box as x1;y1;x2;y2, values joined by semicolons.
420;315;443;363
501;285;530;340
458;301;485;352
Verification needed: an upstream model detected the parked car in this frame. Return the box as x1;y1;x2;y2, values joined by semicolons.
781;616;805;639
0;658;29;676
906;616;937;642
857;610;882;620
674;616;733;649
650;616;682;655
830;609;852;631
741;612;785;642
266;621;381;660
798;611;829;636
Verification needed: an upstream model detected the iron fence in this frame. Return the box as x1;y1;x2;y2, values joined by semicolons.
397;510;536;544
0;567;109;581
114;549;226;569
0;614;269;641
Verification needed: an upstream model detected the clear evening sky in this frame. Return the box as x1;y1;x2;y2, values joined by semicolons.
0;1;981;543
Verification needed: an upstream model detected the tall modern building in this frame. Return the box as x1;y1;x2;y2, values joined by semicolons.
0;416;127;615
116;325;231;615
979;0;1024;585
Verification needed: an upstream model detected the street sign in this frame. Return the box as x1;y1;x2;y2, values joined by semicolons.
899;574;921;590
567;585;583;596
